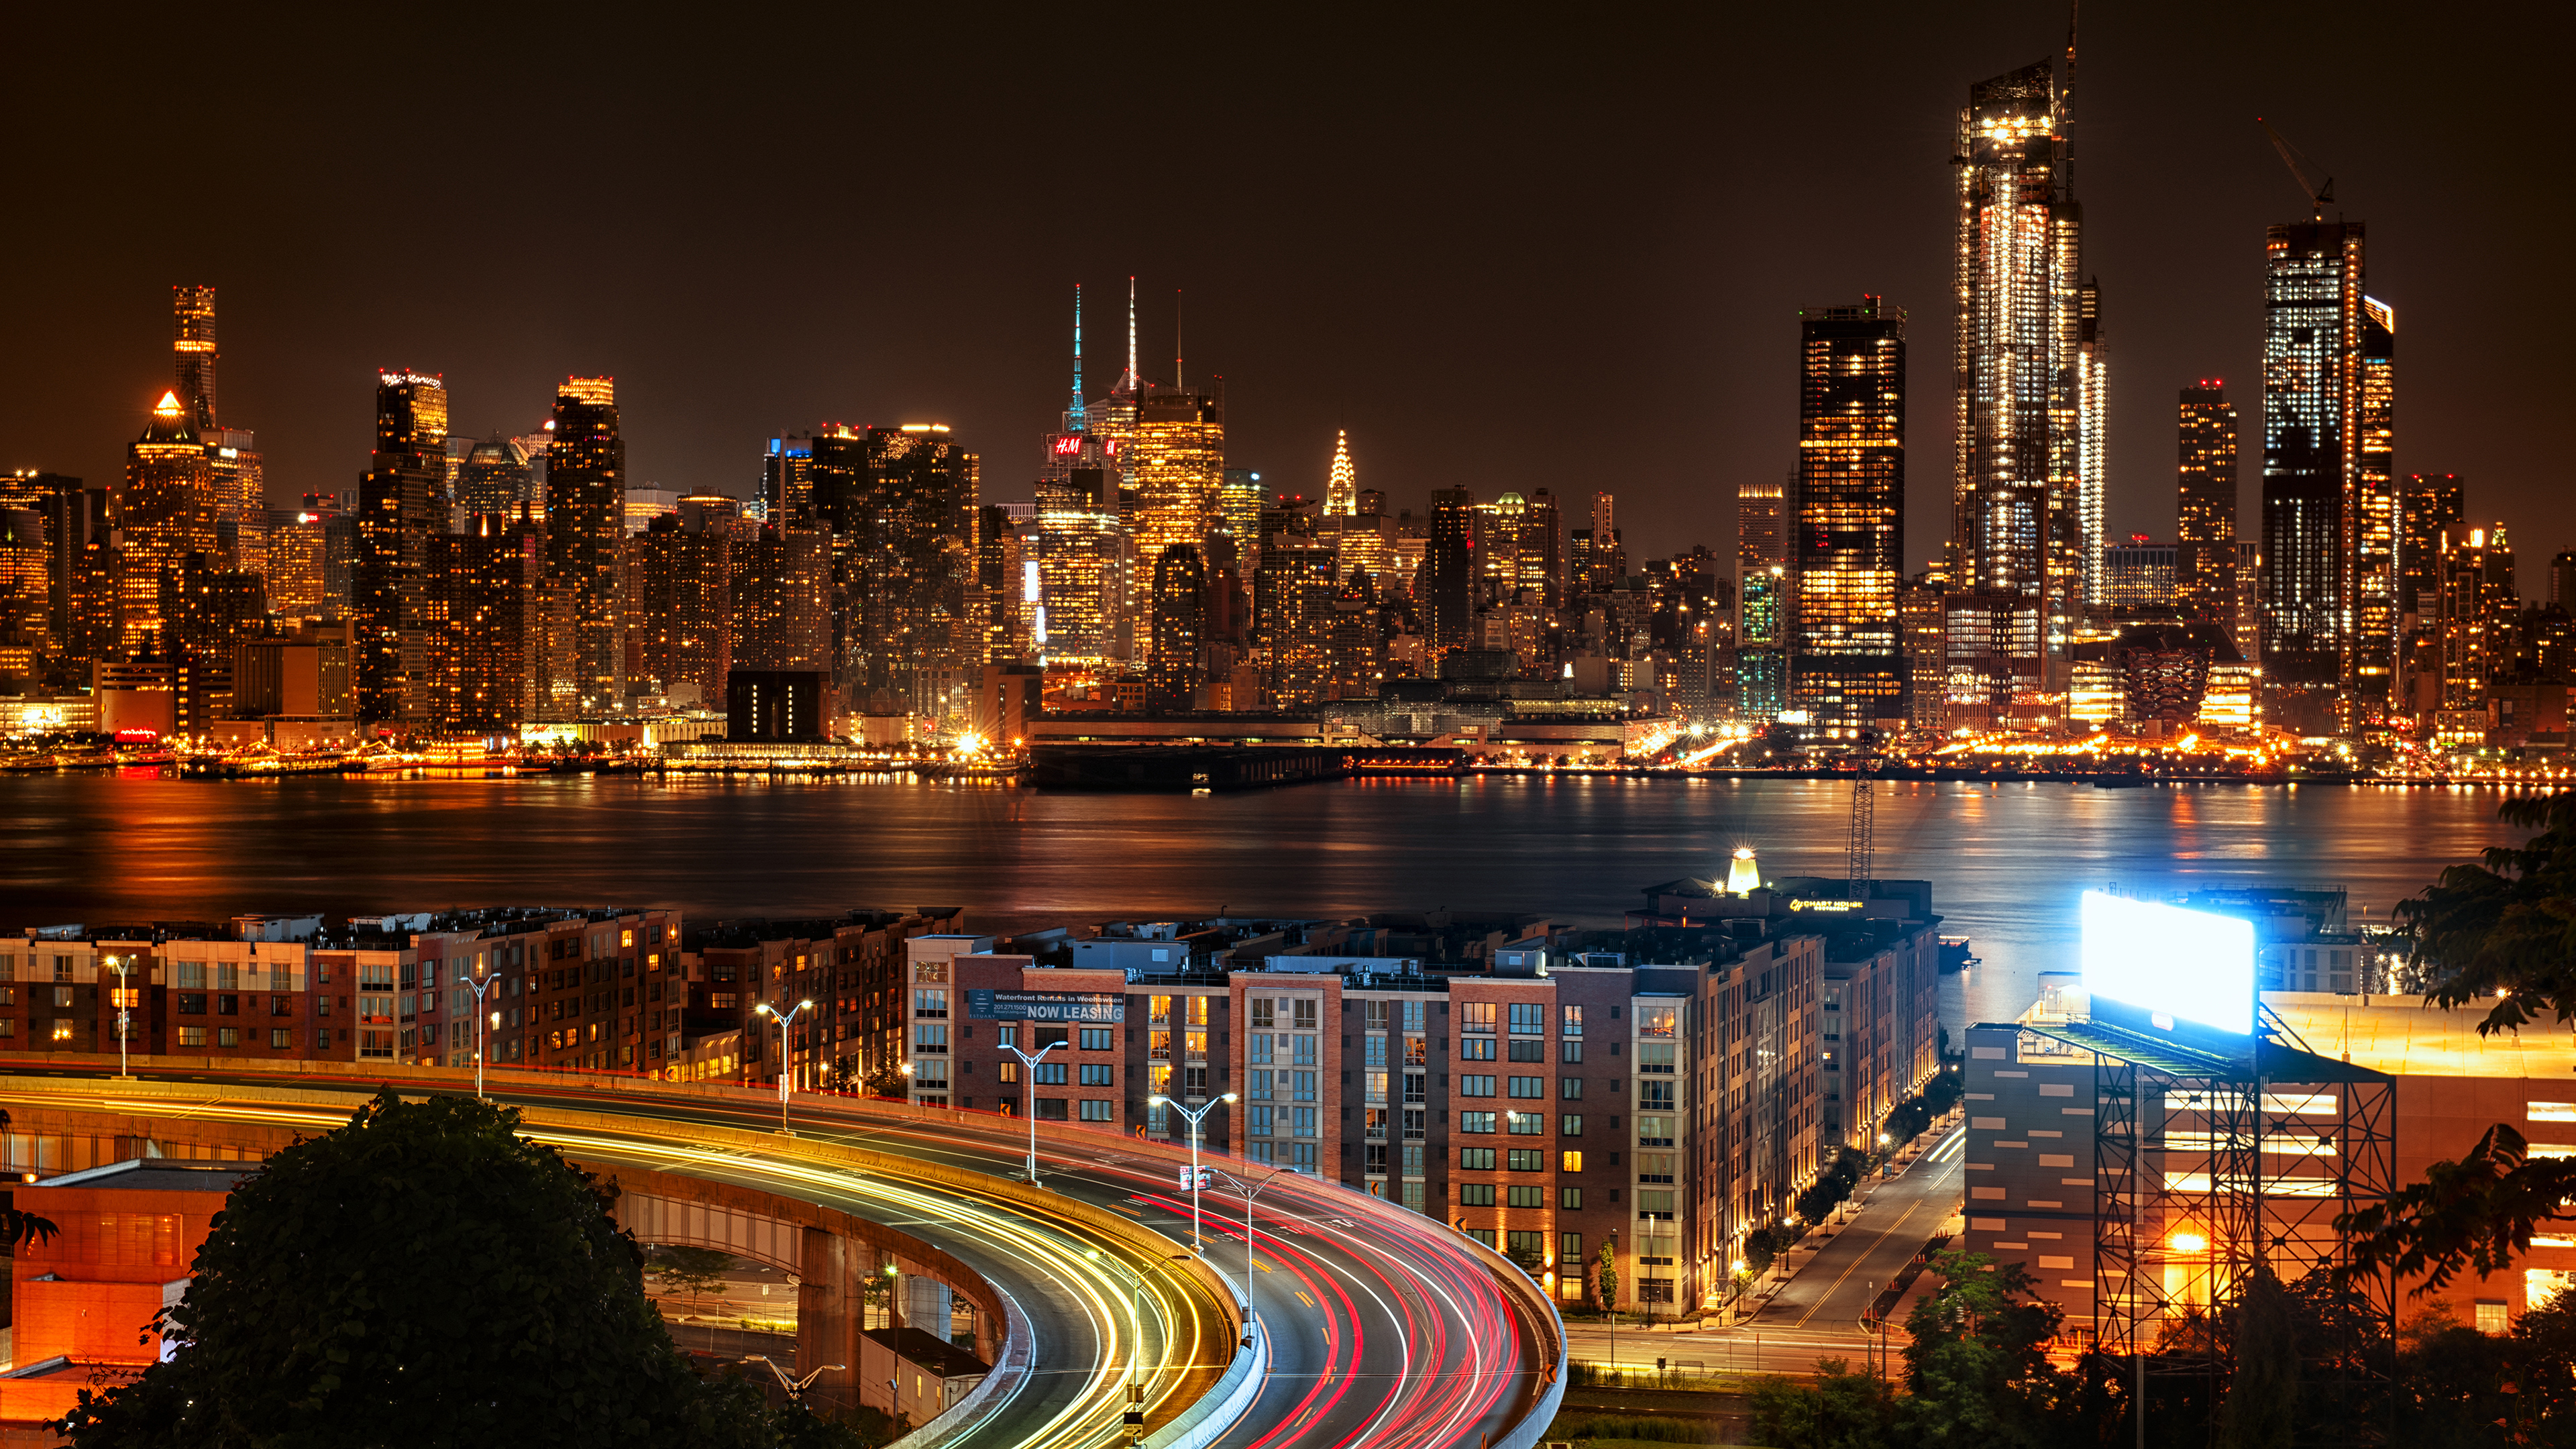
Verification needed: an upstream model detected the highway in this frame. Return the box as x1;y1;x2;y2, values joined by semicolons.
0;1065;1557;1449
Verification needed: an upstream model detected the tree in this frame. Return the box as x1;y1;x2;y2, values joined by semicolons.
58;1089;860;1448
1595;1238;1620;1316
1747;1358;1900;1449
2340;791;2576;1286
651;1244;737;1311
1898;1251;2075;1448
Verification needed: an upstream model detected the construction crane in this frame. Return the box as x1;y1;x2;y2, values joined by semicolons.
1846;733;1881;893
2259;117;2332;222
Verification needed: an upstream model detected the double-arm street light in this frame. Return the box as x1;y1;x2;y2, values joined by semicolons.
1001;1036;1060;1185
740;1354;845;1404
458;964;499;1102
1203;1164;1295;1342
753;998;816;1134
1148;1093;1238;1250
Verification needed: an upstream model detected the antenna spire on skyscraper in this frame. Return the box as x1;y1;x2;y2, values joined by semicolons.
1126;276;1138;394
1175;288;1184;391
1069;284;1086;433
1326;429;1356;516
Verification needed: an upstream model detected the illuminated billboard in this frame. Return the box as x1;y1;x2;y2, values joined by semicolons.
2080;890;2254;1036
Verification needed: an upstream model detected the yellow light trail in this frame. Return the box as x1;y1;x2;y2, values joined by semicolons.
0;1083;1220;1449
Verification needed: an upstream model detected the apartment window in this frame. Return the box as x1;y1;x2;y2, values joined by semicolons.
1251;999;1274;1028
1364;1036;1387;1068
1637;1190;1676;1220
1507;1148;1544;1172
1364;1000;1390;1030
1189;996;1210;1028
914;1024;949;1054
1365;1143;1389;1175
1403;1071;1426;1104
52;957;72;983
998;1061;1020;1084
1402;1109;1426;1141
1032;1062;1067;1085
1247;1140;1275;1165
179;994;208;1016
1187;1031;1209;1059
1462;1002;1497;1034
1250;1106;1274;1136
1638;1042;1676;1074
1079;1064;1114;1087
1562;1114;1584;1136
1183;1065;1208;1095
1560;1038;1582;1063
1639;1152;1676;1184
1461;1147;1497;1171
1405;1036;1427;1066
1640;1081;1674;1110
1638;1116;1674;1146
178;1026;207;1047
912;989;948;1018
1365;1073;1388;1104
1507;1187;1544;1210
1293;1071;1317;1102
1036;1099;1069;1122
1291;1143;1319;1172
1460;1112;1497;1134
1460;1037;1497;1061
1293;1107;1318;1137
0;1020;11;1038
1292;1000;1318;1030
1562;1151;1584;1173
217;1027;239;1048
1561;1076;1583;1099
1248;1069;1271;1098
270;1028;290;1049
1250;1033;1272;1064
1508;1076;1544;1098
176;961;208;989
50;1021;72;1042
52;986;72;1010
1461;1075;1496;1097
1507;1002;1544;1035
1458;1184;1497;1207
1080;1027;1114;1051
2477;1300;2510;1335
1507;1112;1545;1135
1079;1100;1115;1122
1291;1034;1318;1065
1508;1038;1545;1062
1403;1001;1427;1033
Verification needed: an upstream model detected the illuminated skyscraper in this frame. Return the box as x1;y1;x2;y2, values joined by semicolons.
353;373;447;720
626;513;731;706
2260;221;2394;730
424;514;547;732
763;435;815;529
1034;466;1122;665
1218;468;1263;559
730;527;830;674
2434;524;2514;710
2175;383;2239;625
2398;474;2464;718
1788;297;1906;732
1256;542;1336;707
1735;461;1787;719
119;391;217;655
1324;431;1356;517
824;425;978;706
1951;50;2098;700
543;376;625;712
1128;382;1223;667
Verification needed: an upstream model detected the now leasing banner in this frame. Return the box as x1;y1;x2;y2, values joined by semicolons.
964;989;1126;1024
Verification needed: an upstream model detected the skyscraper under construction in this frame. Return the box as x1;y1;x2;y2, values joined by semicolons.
1950;45;2102;711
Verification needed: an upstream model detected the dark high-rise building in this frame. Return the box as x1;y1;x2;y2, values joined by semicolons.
543;377;625;712
1148;543;1207;710
423;515;547;733
1788;297;1906;733
456;435;535;516
2261;221;2394;728
7;471;92;659
830;425;979;710
2175;384;2239;627
1736;459;1788;720
1424;487;1476;651
764;435;815;529
353;372;447;722
172;285;219;433
1951;52;2099;699
120;391;217;657
625;513;730;707
2398;474;2465;720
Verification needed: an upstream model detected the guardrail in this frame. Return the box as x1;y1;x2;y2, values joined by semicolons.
896;1285;1034;1449
1440;1232;1568;1449
1141;1318;1268;1449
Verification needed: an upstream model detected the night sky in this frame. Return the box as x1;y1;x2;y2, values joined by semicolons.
5;5;2569;587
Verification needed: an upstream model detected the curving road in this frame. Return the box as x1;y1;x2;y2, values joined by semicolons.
0;1065;1557;1448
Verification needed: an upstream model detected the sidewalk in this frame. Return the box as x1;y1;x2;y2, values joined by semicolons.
1719;1113;1965;1332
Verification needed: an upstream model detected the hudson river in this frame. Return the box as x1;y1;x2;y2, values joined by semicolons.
0;774;2526;1031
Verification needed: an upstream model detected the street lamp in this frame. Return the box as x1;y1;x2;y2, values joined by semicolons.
1149;1093;1238;1250
1606;1226;1620;1372
752;998;816;1134
1001;1036;1060;1185
1203;1165;1295;1342
458;962;499;1102
103;955;133;1080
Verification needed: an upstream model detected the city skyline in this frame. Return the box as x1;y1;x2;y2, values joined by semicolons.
5;7;2566;592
